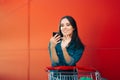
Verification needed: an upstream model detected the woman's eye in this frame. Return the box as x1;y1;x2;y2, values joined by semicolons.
66;23;71;26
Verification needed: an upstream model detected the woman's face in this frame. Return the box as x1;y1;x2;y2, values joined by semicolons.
60;18;74;37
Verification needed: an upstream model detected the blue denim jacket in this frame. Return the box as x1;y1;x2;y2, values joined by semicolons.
48;41;84;67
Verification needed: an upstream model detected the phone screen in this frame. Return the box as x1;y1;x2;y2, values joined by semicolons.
52;32;62;40
53;32;59;36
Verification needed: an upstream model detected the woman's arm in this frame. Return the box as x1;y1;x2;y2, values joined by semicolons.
61;46;84;65
61;35;84;65
48;34;61;64
49;43;59;63
61;35;74;65
61;47;72;64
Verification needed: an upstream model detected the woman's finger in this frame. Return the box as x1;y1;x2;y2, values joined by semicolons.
55;35;60;40
53;34;59;38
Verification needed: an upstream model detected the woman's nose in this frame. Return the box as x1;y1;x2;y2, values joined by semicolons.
63;26;67;29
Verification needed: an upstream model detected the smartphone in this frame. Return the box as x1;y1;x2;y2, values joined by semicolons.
53;32;62;40
52;32;60;37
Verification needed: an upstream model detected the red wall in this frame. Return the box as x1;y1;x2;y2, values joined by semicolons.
0;0;120;80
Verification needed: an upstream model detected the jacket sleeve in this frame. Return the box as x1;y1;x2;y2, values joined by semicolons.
48;42;59;66
66;48;84;66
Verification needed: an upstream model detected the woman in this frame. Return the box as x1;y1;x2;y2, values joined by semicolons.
48;16;84;80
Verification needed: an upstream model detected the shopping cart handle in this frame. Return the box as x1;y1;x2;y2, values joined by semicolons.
46;66;76;70
46;66;97;72
76;66;96;72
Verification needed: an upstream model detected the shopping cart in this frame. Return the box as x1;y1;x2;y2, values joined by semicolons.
46;66;102;80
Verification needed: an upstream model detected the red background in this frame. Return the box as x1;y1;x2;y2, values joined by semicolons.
0;0;120;80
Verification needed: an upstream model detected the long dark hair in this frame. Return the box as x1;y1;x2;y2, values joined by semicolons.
58;16;84;49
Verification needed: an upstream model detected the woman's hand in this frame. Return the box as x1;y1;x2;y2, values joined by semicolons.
50;34;61;47
61;35;71;49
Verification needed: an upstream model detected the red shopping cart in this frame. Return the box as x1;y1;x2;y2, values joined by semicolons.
46;66;102;80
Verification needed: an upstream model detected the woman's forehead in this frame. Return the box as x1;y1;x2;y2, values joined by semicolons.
61;18;70;24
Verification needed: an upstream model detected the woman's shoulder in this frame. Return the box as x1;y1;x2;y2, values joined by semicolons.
68;41;84;50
